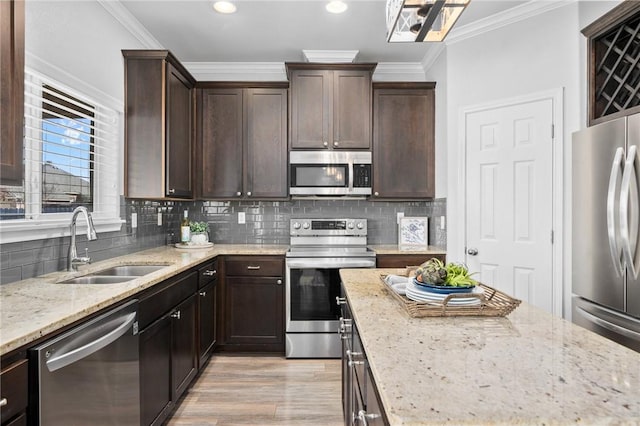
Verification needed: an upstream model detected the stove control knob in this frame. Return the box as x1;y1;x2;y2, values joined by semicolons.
356;222;364;230
347;222;354;229
292;222;301;230
302;222;310;229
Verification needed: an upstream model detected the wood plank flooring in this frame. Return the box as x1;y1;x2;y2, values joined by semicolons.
167;355;343;426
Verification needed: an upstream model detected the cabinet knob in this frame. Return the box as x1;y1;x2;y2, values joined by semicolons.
0;398;7;407
333;141;339;147
236;191;242;196
203;269;216;277
323;141;328;147
276;279;282;285
171;310;181;320
168;188;175;194
199;291;207;297
374;191;379;196
247;191;252;196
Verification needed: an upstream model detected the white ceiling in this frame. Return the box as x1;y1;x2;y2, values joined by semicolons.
119;0;529;64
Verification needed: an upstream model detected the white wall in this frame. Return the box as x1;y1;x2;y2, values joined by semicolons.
25;1;147;110
425;50;448;198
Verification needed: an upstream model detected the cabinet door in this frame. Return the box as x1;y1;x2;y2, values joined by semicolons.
0;0;24;185
0;359;27;425
166;63;193;198
290;69;331;149
200;88;244;198
245;88;288;198
333;70;371;150
373;87;435;199
139;316;172;426
198;280;217;367
376;254;445;268
224;276;284;346
172;294;198;401
364;369;387;425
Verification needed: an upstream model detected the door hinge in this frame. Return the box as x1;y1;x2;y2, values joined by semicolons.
551;124;555;139
551;230;554;244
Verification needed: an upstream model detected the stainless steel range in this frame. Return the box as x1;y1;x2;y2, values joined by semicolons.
285;218;376;358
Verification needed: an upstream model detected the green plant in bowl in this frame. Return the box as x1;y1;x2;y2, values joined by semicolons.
190;221;210;233
189;221;210;244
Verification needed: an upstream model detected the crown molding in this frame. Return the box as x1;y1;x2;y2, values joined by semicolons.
446;0;577;45
302;50;359;63
183;62;288;81
420;43;446;73
97;0;164;49
372;63;426;81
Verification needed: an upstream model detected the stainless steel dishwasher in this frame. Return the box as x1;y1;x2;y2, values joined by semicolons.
30;299;140;425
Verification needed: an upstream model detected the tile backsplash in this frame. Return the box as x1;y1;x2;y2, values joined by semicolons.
0;197;446;284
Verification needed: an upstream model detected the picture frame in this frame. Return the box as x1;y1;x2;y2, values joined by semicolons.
398;217;429;251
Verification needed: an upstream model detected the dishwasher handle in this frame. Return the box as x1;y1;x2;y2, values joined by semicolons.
46;311;137;372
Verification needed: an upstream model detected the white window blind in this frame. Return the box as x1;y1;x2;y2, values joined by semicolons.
0;68;122;242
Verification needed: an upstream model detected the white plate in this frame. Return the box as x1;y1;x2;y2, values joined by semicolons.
405;285;482;305
407;279;483;297
174;242;214;249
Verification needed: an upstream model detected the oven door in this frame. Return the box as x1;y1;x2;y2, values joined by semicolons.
285;257;375;333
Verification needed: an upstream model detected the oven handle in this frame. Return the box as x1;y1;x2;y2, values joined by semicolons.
286;258;376;269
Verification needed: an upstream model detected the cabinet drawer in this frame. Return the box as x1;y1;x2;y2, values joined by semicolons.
0;359;28;423
225;257;283;277
139;271;198;330
376;254;445;269
198;259;219;288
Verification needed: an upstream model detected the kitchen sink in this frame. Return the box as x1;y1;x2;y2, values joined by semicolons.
57;264;170;284
89;265;168;277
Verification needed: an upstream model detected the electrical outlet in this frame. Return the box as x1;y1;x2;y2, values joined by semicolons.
131;212;138;229
238;212;246;224
157;210;162;226
440;216;446;230
397;212;404;224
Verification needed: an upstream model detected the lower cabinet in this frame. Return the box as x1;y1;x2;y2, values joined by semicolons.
340;287;388;426
139;271;198;426
221;256;284;352
0;359;28;426
197;280;218;367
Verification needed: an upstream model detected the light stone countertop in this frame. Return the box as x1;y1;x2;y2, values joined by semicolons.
340;268;640;426
368;245;446;256
0;244;288;356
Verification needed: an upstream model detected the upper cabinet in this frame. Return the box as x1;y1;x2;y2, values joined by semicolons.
123;50;196;199
582;1;640;126
286;63;376;150
0;0;24;185
198;83;288;200
372;82;436;200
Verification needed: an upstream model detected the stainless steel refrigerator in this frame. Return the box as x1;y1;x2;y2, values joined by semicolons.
572;113;640;352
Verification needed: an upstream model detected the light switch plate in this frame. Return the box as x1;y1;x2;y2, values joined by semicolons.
131;212;138;229
397;212;404;224
157;211;162;226
238;212;246;224
440;216;446;230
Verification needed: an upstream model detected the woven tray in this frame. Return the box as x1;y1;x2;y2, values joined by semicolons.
380;274;521;318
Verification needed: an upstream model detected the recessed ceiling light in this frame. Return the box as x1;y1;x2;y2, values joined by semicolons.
326;1;347;14
213;1;236;14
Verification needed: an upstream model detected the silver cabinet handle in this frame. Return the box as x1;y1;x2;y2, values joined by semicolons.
608;147;625;277
336;296;346;306
168;188;175;194
203;269;217;277
247;265;261;270
276;279;282;285
171;310;181;320
247;191;252;196
467;248;478;256
357;410;381;426
333;141;339;147
323;141;328;147
199;291;206;297
236;191;242;196
621;145;639;278
346;349;364;367
0;398;8;407
374;191;379;196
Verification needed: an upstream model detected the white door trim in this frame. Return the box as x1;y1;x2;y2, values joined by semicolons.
456;88;564;317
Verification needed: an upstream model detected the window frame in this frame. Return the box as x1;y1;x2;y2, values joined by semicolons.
0;67;123;244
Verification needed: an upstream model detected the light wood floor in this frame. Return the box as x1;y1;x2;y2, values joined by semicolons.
167;355;343;426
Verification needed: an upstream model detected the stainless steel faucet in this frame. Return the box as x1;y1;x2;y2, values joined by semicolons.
67;206;98;271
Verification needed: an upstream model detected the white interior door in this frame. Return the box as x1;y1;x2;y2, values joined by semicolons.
465;98;554;313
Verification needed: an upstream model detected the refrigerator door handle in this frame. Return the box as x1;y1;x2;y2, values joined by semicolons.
576;306;640;341
607;147;625;277
620;145;640;278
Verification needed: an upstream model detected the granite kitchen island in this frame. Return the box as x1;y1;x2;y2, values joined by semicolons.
340;268;640;425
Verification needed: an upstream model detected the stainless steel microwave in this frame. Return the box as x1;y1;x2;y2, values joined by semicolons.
289;151;372;196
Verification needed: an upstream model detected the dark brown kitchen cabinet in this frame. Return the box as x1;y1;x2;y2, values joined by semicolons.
376;253;446;268
139;270;198;426
0;0;24;185
198;84;288;199
0;359;28;426
123;50;195;199
372;82;436;199
286;63;376;150
221;256;284;352
197;259;218;368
